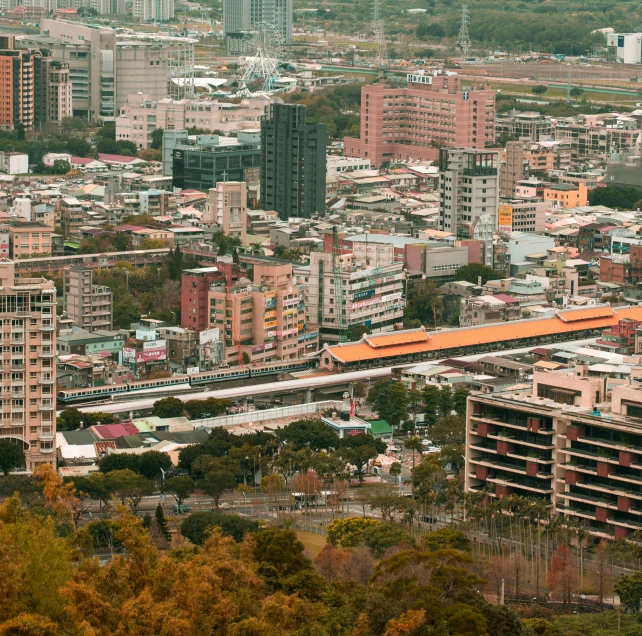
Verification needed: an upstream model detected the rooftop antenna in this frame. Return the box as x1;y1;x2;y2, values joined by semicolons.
457;5;471;60
373;0;388;67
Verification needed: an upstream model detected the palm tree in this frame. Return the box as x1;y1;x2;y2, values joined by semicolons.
404;436;424;474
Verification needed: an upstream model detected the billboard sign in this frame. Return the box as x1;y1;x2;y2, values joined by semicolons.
498;205;513;235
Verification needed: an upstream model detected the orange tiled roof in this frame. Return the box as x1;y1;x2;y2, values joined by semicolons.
327;306;642;364
365;330;431;348
558;306;615;322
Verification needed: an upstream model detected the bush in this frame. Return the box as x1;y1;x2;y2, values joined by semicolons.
180;511;259;545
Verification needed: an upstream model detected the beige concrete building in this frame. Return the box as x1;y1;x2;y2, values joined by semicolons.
40;20;169;121
63;266;113;332
306;244;405;344
0;259;56;471
116;93;270;149
40;58;73;125
7;223;54;259
133;0;174;21
465;364;642;541
208;259;307;365
206;181;246;236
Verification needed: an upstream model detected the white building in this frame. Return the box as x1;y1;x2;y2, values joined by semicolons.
326;156;371;176
133;0;174;21
607;33;642;65
0;152;28;175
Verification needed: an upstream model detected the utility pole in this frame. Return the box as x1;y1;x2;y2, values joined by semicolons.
457;5;471;60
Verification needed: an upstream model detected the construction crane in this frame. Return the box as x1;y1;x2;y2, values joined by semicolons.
332;226;348;343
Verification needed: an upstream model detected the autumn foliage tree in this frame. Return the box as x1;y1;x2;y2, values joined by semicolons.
548;543;578;605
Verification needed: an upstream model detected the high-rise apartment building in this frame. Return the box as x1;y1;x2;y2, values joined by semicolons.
344;71;496;168
133;0;174;22
63;266;113;332
38;20;168;122
0;36;36;132
0;259;56;471
0;37;73;132
223;0;293;54
439;148;499;267
208;259;306;365
260;103;327;221
465;362;642;541
500;141;528;198
306;243;405;344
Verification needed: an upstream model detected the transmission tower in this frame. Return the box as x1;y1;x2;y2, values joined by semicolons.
457;5;471;60
372;0;387;67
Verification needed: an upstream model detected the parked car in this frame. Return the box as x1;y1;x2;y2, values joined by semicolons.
172;504;192;514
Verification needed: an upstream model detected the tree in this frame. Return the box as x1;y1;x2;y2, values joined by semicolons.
366;380;408;430
113;293;140;329
57;408;115;431
199;469;237;508
453;263;505;285
389;462;402;483
98;453;140;474
96;138;119;154
548;543;578;605
180;510;259;545
151;396;184;418
338;434;384;482
66;137;91;158
360;523;413;557
532;85;548;95
150;128;164;150
615;571;642;612
453;387;470;416
154;503;171;542
0;475;41;506
51;160;71;175
105;469;154;513
404;437;424;473
422;384;440;426
77;5;98;16
161;476;195;507
423;528;471;552
327;516;382;547
570;87;584;100
438;385;454;417
589;185;642;210
138;450;172;482
430;414;466;446
253;527;311;577
404;280;443;328
276;419;339;452
0;441;25;476
347;324;371;342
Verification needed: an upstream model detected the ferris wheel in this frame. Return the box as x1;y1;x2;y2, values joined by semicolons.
240;22;285;92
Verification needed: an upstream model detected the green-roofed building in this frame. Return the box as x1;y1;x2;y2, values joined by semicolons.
368;419;393;440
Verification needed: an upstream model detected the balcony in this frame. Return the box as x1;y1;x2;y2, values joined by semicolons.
11;362;25;371
39;323;54;332
39;446;53;454
39;401;54;411
10;389;24;399
38;430;54;441
14;310;31;318
39;374;54;384
38;350;54;358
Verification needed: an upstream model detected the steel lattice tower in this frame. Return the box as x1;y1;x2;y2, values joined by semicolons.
457;5;471;59
373;0;387;66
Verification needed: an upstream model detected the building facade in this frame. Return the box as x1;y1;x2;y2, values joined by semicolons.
260;103;327;220
306;246;405;344
170;131;261;191
223;0;293;53
116;93;270;149
438;148;499;267
133;0;174;21
63;266;113;332
0;259;56;471
344;71;496;168
495;110;552;142
465;366;642;541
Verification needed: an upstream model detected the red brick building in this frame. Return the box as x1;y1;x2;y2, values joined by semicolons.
596;318;640;354
600;256;629;285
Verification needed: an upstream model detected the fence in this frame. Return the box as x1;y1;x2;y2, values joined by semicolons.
192;400;345;429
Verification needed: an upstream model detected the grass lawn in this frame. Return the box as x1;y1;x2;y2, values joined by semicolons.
296;530;328;558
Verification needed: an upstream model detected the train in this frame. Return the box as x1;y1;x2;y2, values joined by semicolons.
57;360;311;405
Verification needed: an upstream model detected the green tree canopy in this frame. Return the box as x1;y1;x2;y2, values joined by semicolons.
366;380;409;429
253;527;311;577
0;441;26;476
589;185;642;210
152;397;185;418
180;511;259;545
453;263;505;285
276;419;339;452
138;450;172;482
161;476;195;506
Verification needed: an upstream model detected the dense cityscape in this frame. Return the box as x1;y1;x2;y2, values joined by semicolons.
3;0;642;634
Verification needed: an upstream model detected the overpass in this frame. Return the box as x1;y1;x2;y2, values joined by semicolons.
74;367;394;416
